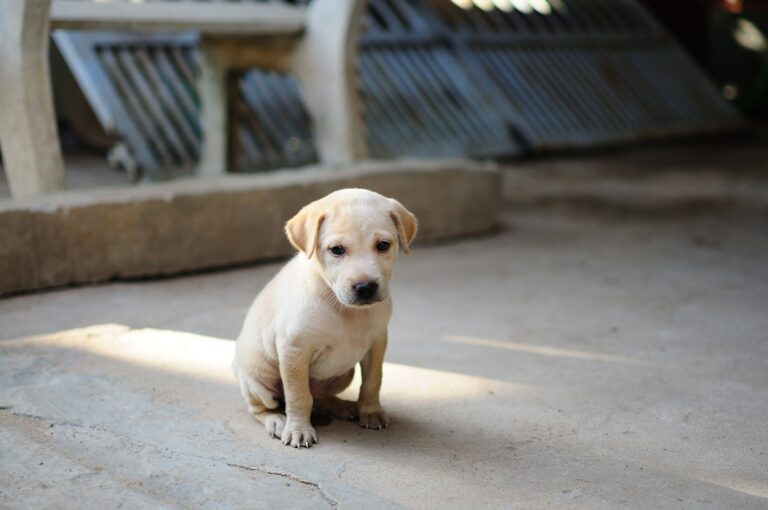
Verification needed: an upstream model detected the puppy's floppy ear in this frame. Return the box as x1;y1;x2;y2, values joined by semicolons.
285;203;325;258
389;198;418;254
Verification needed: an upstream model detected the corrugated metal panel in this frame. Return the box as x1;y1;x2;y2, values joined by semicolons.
53;0;740;180
55;32;201;179
359;0;519;158
431;0;740;150
233;70;316;171
54;31;316;178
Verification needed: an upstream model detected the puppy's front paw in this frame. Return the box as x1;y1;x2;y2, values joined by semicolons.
264;414;286;439
281;421;317;448
358;405;389;430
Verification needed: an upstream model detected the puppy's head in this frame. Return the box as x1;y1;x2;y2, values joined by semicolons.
285;188;417;307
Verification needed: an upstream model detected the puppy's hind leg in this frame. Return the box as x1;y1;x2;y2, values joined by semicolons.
238;374;285;439
313;369;358;421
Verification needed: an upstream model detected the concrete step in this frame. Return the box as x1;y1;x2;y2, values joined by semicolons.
0;159;500;296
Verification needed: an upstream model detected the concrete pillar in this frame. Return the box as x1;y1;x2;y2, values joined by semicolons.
196;39;229;177
291;0;369;165
0;0;65;199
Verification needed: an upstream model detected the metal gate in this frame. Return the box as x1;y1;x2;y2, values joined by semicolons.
424;0;740;150
53;0;741;179
53;31;317;179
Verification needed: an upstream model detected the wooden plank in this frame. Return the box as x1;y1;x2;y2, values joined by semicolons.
50;1;306;35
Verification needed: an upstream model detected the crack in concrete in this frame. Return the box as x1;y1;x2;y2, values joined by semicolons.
2;409;158;449
3;409;83;429
227;463;338;509
5;408;344;508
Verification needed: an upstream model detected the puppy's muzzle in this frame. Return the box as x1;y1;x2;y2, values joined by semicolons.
352;281;379;304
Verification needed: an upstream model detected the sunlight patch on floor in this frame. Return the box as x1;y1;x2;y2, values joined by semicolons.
698;477;768;500
444;335;647;365
9;324;237;384
7;325;528;402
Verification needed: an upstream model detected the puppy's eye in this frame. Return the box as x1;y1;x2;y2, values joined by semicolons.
329;245;345;256
376;241;391;252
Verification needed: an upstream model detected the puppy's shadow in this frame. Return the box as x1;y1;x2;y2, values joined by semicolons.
310;411;334;427
268;399;335;427
315;411;425;441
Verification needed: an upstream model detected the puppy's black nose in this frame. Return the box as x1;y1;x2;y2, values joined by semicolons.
353;281;378;301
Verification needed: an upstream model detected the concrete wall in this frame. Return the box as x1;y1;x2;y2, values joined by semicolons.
0;160;500;295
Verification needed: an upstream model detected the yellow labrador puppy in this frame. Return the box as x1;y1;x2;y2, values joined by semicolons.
233;188;417;448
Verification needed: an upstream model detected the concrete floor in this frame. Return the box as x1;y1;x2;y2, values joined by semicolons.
2;181;767;508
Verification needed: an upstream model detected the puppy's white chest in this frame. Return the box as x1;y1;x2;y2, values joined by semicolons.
309;321;380;379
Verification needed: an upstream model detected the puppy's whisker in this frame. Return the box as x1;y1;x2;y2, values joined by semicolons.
320;287;342;313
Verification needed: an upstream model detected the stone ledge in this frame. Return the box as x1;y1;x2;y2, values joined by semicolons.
0;159;500;295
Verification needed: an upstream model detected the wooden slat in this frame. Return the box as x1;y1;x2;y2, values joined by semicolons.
50;1;306;35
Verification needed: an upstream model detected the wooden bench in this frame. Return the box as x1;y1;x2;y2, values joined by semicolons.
0;0;369;199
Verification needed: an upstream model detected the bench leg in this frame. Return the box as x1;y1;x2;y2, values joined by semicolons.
196;39;229;177
0;0;65;199
291;0;369;165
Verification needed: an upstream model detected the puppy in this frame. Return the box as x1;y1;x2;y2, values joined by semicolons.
232;188;417;448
